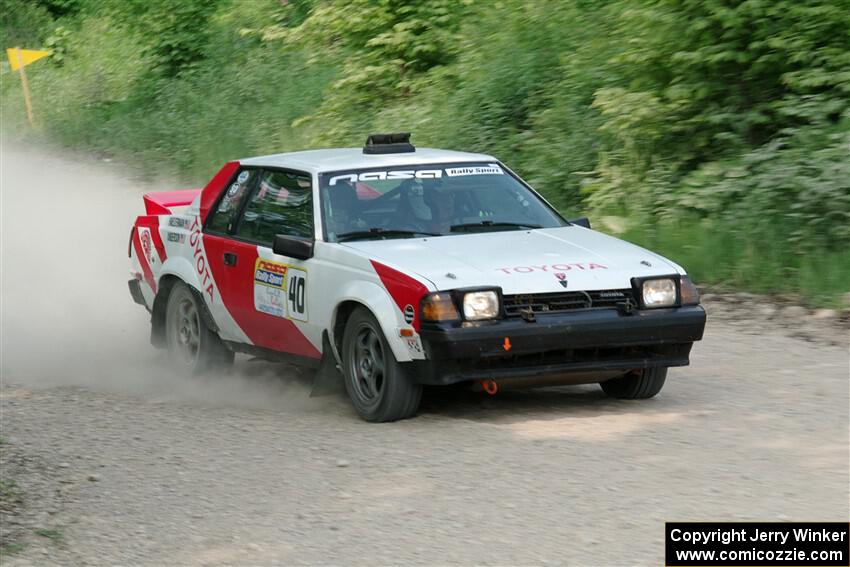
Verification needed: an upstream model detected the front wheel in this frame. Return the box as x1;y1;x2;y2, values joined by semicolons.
600;367;667;399
165;281;233;375
342;307;422;422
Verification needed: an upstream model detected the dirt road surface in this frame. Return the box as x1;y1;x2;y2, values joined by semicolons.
1;141;848;566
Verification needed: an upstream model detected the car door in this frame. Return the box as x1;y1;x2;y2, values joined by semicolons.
203;167;321;360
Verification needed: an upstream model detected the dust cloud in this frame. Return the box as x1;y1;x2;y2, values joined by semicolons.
0;138;332;412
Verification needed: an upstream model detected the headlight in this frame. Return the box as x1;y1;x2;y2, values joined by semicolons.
680;276;700;305
421;293;459;322
463;291;499;320
642;278;677;308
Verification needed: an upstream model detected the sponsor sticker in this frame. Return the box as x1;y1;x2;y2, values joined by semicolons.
404;335;425;357
253;259;288;318
445;165;503;177
403;304;415;324
168;217;188;228
328;170;442;186
237;170;250;183
166;232;185;243
554;272;568;288
227;183;240;197
138;227;155;266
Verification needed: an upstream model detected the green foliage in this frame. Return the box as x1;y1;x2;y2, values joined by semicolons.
270;0;470;139
0;0;54;47
586;0;850;233
44;25;72;64
99;0;221;78
1;0;848;303
678;123;850;249
16;15;151;143
38;0;82;18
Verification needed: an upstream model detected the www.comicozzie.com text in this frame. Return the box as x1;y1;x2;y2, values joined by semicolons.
670;527;848;546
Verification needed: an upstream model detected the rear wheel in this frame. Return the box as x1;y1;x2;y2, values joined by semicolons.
342;307;422;422
600;367;667;399
165;282;233;374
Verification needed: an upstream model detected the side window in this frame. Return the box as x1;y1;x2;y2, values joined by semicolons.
206;169;257;233
236;170;313;245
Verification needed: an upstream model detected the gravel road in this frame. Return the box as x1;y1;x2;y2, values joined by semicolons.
1;142;848;566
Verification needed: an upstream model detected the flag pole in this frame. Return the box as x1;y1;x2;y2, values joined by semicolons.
15;47;35;126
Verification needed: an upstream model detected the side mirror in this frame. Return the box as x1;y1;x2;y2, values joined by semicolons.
568;217;591;229
273;234;314;260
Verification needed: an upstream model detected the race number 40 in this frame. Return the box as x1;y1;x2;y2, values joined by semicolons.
286;268;308;322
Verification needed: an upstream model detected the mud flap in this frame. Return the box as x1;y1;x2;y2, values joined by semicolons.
310;332;345;397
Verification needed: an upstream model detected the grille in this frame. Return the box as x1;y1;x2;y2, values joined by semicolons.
503;289;636;317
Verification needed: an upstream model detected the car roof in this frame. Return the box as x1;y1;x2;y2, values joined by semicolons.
238;147;498;174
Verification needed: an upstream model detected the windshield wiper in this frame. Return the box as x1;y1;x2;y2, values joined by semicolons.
337;228;440;242
450;221;542;232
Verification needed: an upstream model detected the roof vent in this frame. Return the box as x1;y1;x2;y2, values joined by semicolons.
363;133;415;154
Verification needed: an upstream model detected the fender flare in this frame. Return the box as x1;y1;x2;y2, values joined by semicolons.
150;259;220;348
330;280;414;363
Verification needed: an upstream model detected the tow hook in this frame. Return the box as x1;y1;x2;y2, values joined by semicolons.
480;379;498;396
617;298;636;315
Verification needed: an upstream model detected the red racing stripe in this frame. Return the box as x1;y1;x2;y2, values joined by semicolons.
202;235;322;359
370;260;429;331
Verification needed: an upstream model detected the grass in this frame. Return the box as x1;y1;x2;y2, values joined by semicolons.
0;478;28;556
621;219;850;308
0;479;22;507
34;528;63;541
1;541;28;555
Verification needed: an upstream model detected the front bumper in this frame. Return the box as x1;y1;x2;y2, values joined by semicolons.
413;306;706;385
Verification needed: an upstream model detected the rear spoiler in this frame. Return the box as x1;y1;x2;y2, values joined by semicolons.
143;189;202;215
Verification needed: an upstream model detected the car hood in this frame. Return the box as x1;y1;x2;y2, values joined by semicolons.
343;226;684;294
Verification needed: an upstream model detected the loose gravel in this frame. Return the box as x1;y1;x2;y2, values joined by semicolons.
1;142;848;566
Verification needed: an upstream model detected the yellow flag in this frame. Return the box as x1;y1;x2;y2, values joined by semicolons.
6;48;51;71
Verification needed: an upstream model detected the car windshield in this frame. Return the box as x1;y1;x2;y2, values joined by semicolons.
319;162;566;242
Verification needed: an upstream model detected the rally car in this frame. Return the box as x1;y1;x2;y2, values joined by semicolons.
128;133;706;422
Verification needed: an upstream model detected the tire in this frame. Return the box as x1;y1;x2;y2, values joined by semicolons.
165;281;233;374
341;307;422;422
600;367;667;399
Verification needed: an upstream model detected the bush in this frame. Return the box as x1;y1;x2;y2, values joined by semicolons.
1;0;847;304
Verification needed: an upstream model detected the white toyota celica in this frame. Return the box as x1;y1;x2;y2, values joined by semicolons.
129;133;706;422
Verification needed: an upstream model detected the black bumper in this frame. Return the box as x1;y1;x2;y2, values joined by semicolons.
414;306;706;385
